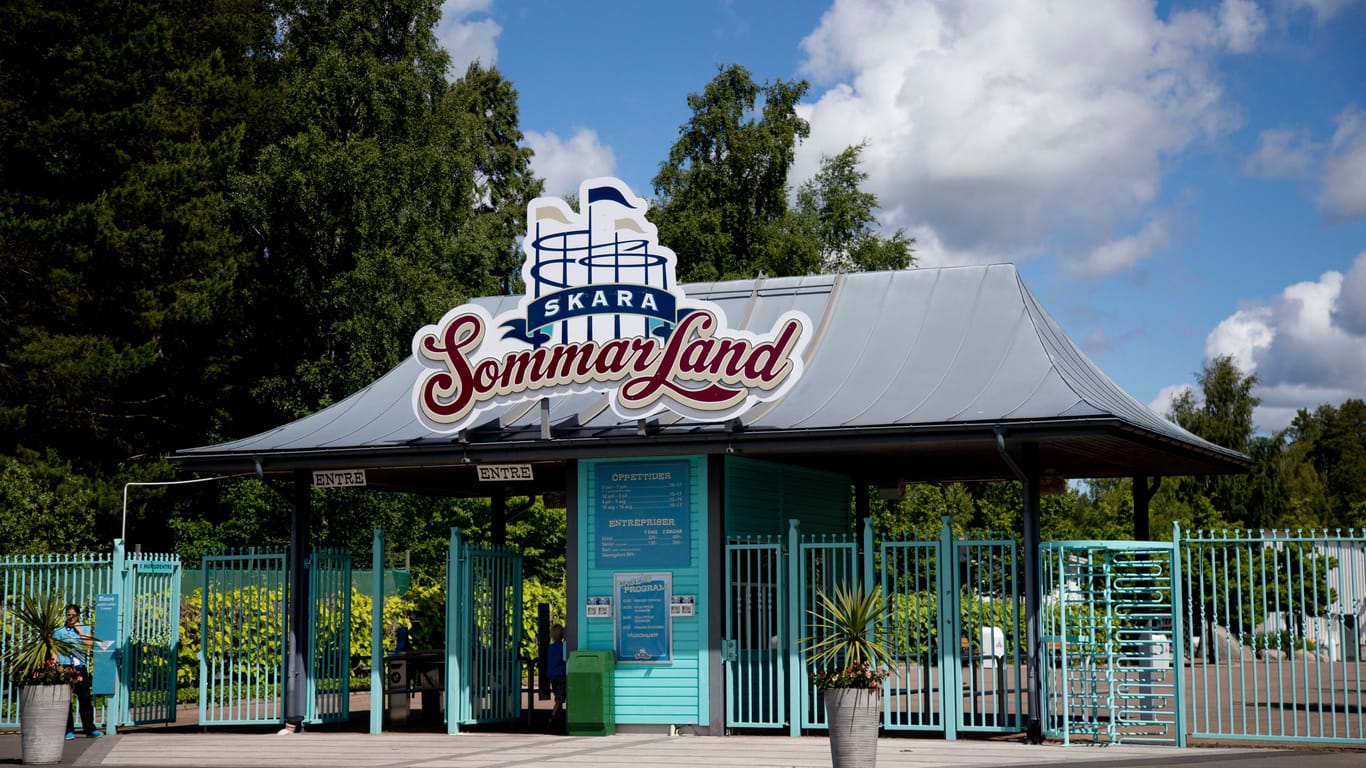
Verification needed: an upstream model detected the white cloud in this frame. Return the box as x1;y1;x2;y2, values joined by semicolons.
1149;383;1194;419
1318;108;1366;220
1286;0;1364;23
1203;252;1366;430
1067;214;1174;278
793;0;1244;270
1219;0;1267;52
437;0;500;77
1246;128;1318;177
525;129;617;198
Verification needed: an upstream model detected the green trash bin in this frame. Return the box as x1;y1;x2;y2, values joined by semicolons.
567;650;615;736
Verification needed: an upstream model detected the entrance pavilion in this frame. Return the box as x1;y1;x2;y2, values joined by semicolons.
173;264;1249;739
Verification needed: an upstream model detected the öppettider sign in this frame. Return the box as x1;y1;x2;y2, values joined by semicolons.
412;178;812;433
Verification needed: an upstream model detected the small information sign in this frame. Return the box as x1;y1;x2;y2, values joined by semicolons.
586;596;612;618
669;595;695;617
312;469;367;488
477;464;534;481
92;593;118;695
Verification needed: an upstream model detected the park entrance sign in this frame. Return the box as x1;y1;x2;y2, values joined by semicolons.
411;178;812;433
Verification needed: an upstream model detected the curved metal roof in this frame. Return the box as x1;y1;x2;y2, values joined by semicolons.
173;264;1249;493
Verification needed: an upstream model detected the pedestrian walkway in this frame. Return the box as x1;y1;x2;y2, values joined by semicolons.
0;730;1317;768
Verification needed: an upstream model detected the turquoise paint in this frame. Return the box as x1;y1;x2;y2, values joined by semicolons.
724;455;850;536
579;456;709;725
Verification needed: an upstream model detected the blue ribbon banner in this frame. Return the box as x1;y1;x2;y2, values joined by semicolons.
502;284;679;344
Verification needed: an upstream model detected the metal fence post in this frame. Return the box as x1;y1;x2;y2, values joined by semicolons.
370;529;384;734
786;519;801;737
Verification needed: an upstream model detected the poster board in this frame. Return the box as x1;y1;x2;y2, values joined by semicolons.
613;572;672;664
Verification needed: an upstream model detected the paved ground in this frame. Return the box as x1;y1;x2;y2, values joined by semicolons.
3;727;1365;768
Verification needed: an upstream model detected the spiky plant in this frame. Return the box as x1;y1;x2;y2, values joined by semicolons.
2;592;87;685
801;582;892;671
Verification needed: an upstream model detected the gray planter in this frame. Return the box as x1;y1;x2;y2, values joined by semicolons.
824;687;880;768
19;685;71;765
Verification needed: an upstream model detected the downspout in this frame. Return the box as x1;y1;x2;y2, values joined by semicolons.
996;427;1044;744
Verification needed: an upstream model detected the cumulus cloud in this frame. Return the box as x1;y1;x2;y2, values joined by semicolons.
1203;252;1366;430
1246;128;1319;177
525;129;617;198
437;0;500;77
793;0;1249;277
1318;108;1366;219
1286;0;1364;23
1219;0;1267;52
1068;214;1174;278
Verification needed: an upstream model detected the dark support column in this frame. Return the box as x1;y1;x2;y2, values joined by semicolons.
1021;442;1043;744
491;489;507;546
285;472;311;731
854;482;871;536
564;461;579;652
707;454;726;736
1132;474;1161;542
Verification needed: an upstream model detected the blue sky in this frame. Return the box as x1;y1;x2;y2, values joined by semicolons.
436;0;1366;434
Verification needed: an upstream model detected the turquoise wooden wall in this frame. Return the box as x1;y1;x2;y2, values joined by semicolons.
577;455;709;725
723;455;850;536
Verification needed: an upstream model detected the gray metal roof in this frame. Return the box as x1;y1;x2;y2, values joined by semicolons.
173;264;1249;493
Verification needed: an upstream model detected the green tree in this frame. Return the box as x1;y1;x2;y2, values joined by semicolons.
1288;399;1366;529
1165;355;1260;527
0;0;265;470
232;0;500;426
794;142;914;273
651;64;811;282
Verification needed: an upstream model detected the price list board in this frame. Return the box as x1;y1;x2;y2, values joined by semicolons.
594;461;690;568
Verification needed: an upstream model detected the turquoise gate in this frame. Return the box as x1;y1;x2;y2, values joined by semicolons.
1040;540;1182;746
444;528;523;734
198;547;353;727
1;541;180;732
722;518;1025;737
1179;527;1365;745
198;549;288;726
307;548;352;724
723;536;786;728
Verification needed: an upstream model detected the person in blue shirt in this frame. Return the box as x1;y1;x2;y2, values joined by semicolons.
54;603;101;739
547;623;567;731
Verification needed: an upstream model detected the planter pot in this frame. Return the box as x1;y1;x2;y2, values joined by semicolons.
19;684;71;765
824;686;880;768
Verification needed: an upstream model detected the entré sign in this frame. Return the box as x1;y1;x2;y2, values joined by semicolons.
412;178;810;433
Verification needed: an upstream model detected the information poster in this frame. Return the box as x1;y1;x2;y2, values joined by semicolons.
595;461;689;567
614;572;672;664
92;593;117;695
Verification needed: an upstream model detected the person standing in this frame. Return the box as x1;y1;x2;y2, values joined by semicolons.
54;603;102;739
546;624;567;732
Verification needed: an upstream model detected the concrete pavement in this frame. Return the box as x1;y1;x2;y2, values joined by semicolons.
5;728;1365;768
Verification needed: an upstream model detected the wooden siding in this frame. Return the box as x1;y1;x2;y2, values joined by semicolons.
577;456;709;725
724;456;850;536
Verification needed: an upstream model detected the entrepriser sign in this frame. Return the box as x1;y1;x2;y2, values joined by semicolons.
412;178;811;432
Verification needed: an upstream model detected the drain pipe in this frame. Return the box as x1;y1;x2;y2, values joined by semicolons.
996;427;1044;744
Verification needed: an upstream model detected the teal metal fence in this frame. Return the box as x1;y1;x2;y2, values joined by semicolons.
116;543;182;727
723;518;1025;739
1;542;179;733
1179;526;1365;744
198;549;288;726
723;535;786;729
444;528;523;734
306;548;351;724
1040;540;1182;746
